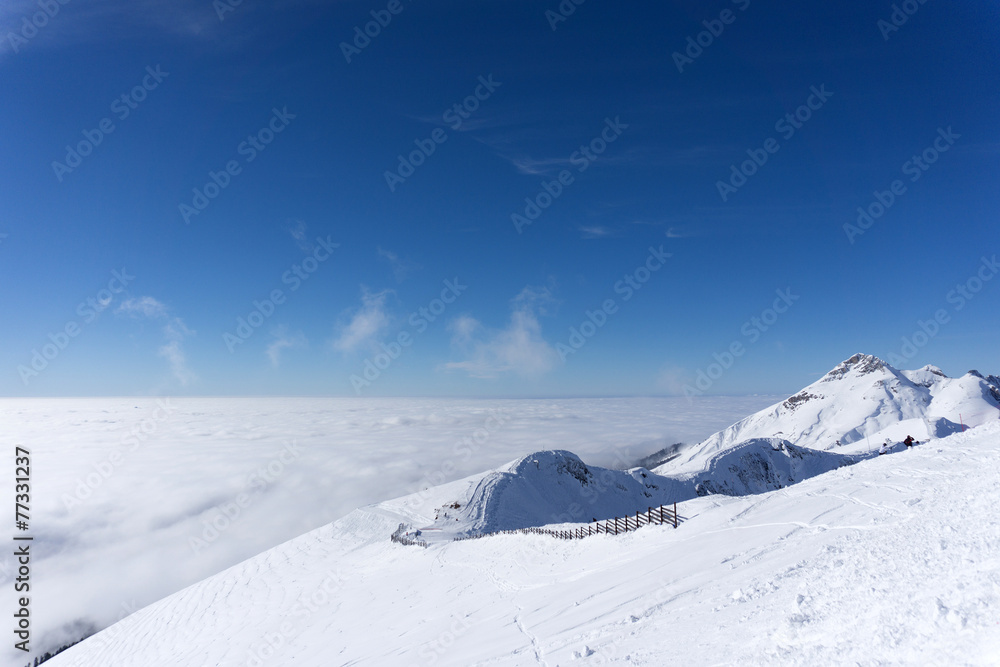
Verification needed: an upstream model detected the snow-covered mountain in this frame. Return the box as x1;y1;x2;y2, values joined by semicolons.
416;450;687;539
660;353;1000;475
46;420;1000;666
415;441;858;542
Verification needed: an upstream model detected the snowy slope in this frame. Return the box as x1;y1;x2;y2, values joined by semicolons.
417;450;689;540
47;420;1000;666
409;441;858;541
662;354;1000;472
683;438;856;496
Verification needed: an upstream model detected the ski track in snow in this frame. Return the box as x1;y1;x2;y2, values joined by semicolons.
45;421;1000;666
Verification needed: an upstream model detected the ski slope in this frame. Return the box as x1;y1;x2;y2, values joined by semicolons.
49;420;1000;666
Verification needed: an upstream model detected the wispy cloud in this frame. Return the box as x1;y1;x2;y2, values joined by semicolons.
266;326;307;368
444;286;560;378
287;219;312;252
666;226;696;238
656;366;689;395
0;0;219;57
331;288;392;353
159;318;196;385
578;225;616;239
409;112;511;134
117;296;196;385
117;296;168;320
377;247;420;283
507;155;575;176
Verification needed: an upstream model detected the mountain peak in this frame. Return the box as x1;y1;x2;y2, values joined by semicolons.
821;353;892;382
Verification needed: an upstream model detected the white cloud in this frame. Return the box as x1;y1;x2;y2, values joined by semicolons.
444;286;560;378
504;155;575;176
117;296;168;320
377;247;419;283
578;225;615;239
331;288;393;353
158;340;194;386
666;226;695;238
0;0;216;58
656;366;690;395
159;317;196;385
117;296;196;385
287;219;312;252
267;327;307;368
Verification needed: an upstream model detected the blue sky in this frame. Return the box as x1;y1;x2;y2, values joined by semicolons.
1;0;997;397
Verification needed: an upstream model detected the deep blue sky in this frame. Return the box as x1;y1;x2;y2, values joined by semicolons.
1;0;997;397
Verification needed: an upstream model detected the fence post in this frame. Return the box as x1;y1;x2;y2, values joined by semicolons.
673;501;677;529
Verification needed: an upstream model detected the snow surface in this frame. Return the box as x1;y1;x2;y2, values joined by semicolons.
0;395;779;665
48;420;1000;666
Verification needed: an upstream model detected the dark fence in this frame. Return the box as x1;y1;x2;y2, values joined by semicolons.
453;502;681;543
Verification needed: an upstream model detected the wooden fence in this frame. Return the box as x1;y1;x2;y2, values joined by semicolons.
453;501;681;543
